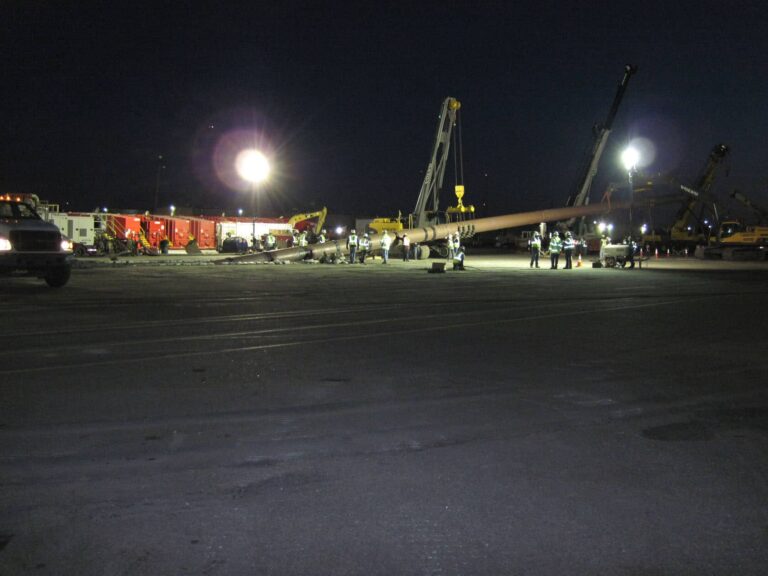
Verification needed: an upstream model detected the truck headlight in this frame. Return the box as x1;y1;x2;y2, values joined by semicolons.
0;236;12;251
60;239;73;252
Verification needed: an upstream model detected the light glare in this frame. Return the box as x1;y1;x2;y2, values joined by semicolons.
236;149;271;184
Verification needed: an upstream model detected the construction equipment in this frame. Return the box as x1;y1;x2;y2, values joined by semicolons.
561;64;637;236
640;144;729;251
219;200;631;265
288;207;327;235
412;97;471;228
730;190;768;225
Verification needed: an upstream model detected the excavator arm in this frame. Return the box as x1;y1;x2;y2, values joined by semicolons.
288;207;327;234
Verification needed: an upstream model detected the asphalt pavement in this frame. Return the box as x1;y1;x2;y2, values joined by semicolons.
1;252;767;575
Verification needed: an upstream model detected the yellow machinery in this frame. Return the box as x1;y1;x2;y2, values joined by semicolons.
288;207;327;234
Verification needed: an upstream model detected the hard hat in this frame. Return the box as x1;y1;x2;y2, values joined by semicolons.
364;233;369;237
553;231;559;236
351;229;356;234
566;231;572;237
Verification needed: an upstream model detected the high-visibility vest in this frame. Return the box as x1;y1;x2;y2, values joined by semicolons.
348;234;358;247
550;237;563;253
359;238;370;249
381;235;391;249
564;237;575;250
531;237;541;249
452;236;461;249
317;234;326;244
266;234;275;247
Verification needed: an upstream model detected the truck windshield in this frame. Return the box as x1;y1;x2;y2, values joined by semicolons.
0;201;41;220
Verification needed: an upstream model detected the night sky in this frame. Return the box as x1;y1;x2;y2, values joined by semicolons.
2;1;767;220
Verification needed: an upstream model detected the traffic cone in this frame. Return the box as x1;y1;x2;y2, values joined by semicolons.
577;253;582;267
655;248;659;259
666;248;670;257
684;248;688;257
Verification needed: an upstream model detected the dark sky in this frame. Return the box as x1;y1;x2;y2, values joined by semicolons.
2;1;767;219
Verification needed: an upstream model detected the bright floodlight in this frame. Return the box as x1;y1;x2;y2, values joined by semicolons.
621;147;640;171
236;149;271;184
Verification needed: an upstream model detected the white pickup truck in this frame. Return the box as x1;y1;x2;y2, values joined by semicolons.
0;194;73;287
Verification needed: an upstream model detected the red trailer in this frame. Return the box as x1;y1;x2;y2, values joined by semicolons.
188;217;216;249
165;217;190;248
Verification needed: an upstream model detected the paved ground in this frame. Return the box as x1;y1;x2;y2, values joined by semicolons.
1;253;767;575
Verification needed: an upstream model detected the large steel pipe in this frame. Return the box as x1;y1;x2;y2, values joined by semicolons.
217;200;630;265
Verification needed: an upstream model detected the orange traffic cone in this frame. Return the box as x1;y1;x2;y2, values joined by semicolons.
577;254;582;267
655;248;659;259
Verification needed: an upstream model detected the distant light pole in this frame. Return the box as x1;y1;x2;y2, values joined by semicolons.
235;148;271;245
621;146;640;234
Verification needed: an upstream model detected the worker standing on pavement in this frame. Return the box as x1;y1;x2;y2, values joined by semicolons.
265;232;276;251
380;230;392;264
347;229;358;263
358;233;370;264
402;233;411;261
563;231;575;269
599;234;610;266
549;231;562;269
625;235;636;269
317;229;327;244
446;234;455;261
529;231;541;268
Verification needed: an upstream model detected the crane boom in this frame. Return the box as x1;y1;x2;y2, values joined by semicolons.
412;97;461;228
564;64;637;234
730;190;768;225
670;144;729;236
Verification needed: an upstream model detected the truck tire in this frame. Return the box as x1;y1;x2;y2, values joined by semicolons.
44;265;71;288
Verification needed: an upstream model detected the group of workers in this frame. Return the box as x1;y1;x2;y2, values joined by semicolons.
346;229;395;264
528;230;586;269
528;230;640;269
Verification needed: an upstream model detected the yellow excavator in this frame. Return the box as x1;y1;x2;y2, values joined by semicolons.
287;207;327;235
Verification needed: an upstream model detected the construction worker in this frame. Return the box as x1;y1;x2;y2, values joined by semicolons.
453;246;466;270
402;233;411;261
317;229;327;244
580;236;589;258
452;233;461;257
298;230;308;247
599;233;609;265
358;233;370;263
563;231;575;269
529;231;541;268
347;229;358;263
625;235;637;269
265;232;276;250
446;233;455;261
380;230;392;264
549;231;562;269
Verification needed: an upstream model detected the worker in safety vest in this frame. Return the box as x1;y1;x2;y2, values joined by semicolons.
347;229;358;263
452;233;461;257
265;232;276;250
402;233;411;261
453;246;466;270
549;231;562;269
298;231;308;247
563;231;575;269
380;230;392;264
529;231;541;268
317;229;327;244
358;233;371;263
446;234;455;261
